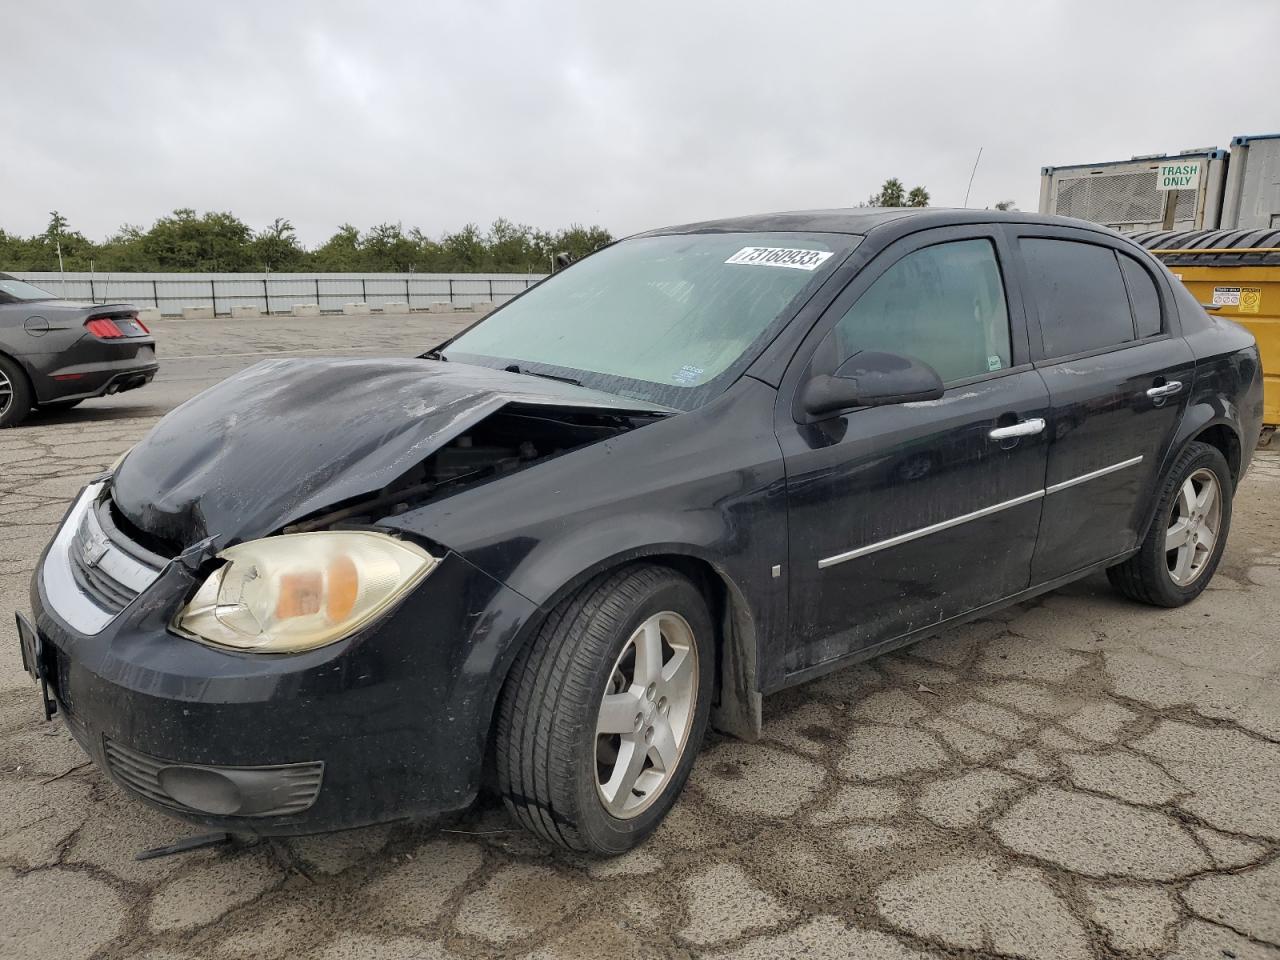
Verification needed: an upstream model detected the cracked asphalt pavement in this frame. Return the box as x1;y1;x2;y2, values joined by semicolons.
1;313;1278;959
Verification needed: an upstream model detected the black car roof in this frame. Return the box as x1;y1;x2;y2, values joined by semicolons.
639;207;1119;239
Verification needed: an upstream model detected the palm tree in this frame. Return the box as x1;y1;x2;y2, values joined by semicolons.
869;178;907;207
907;187;930;207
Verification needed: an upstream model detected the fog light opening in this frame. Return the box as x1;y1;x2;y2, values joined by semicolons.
157;766;244;815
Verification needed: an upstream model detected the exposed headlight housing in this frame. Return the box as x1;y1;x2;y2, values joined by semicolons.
174;531;438;653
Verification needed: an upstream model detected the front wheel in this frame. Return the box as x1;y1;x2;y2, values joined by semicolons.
495;565;714;855
1107;441;1233;607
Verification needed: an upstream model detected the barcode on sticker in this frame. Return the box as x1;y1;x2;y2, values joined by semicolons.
725;247;834;271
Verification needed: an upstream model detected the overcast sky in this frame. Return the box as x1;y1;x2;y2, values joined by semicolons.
5;0;1277;245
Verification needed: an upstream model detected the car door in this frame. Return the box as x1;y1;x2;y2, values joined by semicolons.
776;227;1050;680
1011;228;1195;584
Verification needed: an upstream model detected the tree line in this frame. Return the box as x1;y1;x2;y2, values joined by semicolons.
0;210;615;274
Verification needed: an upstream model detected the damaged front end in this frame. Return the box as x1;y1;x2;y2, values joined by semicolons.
110;356;670;553
28;355;674;833
284;402;661;535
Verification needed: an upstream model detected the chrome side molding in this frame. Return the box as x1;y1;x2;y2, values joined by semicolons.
818;490;1046;569
818;455;1144;569
1044;455;1144;495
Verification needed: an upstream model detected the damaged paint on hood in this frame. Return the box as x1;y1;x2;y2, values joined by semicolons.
111;357;672;548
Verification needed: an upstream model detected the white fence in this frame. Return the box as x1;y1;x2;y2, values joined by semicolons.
14;272;548;316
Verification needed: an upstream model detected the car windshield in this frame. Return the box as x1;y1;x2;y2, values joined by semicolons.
442;231;857;410
0;276;56;303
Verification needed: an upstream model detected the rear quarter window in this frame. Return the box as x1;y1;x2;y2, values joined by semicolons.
1022;238;1135;357
1119;254;1163;339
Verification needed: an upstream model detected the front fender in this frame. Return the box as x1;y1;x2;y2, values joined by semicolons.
388;377;789;701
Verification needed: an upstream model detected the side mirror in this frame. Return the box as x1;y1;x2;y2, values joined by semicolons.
801;350;944;418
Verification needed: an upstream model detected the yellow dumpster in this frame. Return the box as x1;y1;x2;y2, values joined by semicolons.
1135;229;1280;445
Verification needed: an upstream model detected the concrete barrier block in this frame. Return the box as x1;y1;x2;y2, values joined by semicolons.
427;301;454;314
292;303;321;318
380;301;409;313
470;301;495;315
342;302;371;315
181;305;215;320
230;305;261;318
137;307;163;324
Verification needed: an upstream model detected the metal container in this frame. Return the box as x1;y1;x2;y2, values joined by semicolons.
1221;134;1280;231
1135;228;1280;443
1040;149;1228;234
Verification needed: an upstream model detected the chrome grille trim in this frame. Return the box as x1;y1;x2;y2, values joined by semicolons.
41;482;166;634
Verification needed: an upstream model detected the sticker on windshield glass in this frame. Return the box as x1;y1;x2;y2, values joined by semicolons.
725;247;834;271
672;364;705;384
987;355;1003;371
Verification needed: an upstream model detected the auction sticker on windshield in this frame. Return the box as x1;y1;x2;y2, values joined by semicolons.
725;247;834;270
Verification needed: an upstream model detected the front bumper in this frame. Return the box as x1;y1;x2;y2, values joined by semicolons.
26;492;537;835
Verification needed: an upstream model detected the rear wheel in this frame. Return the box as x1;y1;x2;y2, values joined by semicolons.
0;355;33;428
495;565;714;855
1107;441;1232;606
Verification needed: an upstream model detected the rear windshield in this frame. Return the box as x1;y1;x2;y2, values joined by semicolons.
443;231;857;410
0;276;56;303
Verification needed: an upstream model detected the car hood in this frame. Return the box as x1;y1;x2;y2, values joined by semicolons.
111;357;672;549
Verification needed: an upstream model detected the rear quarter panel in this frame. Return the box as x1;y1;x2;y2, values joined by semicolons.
1160;281;1264;506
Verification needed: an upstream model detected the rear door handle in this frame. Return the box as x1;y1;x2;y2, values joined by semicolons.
989;418;1046;440
1147;381;1183;399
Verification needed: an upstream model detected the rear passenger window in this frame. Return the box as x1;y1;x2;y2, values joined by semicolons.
1022;239;1134;357
1119;255;1162;338
828;238;1012;384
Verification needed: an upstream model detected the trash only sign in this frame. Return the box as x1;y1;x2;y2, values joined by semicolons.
1157;161;1201;191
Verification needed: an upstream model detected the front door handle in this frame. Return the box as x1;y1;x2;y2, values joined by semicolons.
1147;380;1183;399
989;418;1046;440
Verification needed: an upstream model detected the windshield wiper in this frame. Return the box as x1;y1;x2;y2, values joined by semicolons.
421;347;448;360
504;363;582;386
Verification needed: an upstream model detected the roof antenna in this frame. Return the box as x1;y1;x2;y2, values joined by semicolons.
963;147;983;208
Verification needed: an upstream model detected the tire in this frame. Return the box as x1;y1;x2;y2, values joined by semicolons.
1107;441;1232;607
495;564;715;855
0;355;33;428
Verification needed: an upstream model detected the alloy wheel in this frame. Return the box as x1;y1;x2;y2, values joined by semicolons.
1165;467;1221;586
594;611;698;819
0;368;12;418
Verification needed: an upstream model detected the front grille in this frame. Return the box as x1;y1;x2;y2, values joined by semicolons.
69;536;134;612
103;738;325;818
66;495;164;616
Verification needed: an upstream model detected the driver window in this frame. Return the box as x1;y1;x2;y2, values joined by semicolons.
829;238;1012;384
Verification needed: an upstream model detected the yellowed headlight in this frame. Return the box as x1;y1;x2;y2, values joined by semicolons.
174;531;437;653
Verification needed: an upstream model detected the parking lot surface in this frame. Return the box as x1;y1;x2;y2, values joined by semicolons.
2;313;1278;960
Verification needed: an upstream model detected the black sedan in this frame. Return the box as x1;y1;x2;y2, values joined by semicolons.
0;273;157;427
17;209;1263;855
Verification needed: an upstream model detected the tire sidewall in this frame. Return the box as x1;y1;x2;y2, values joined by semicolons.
569;574;715;855
1149;445;1233;604
0;355;33;428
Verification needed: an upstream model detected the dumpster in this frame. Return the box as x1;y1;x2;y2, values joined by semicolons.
1134;228;1280;445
